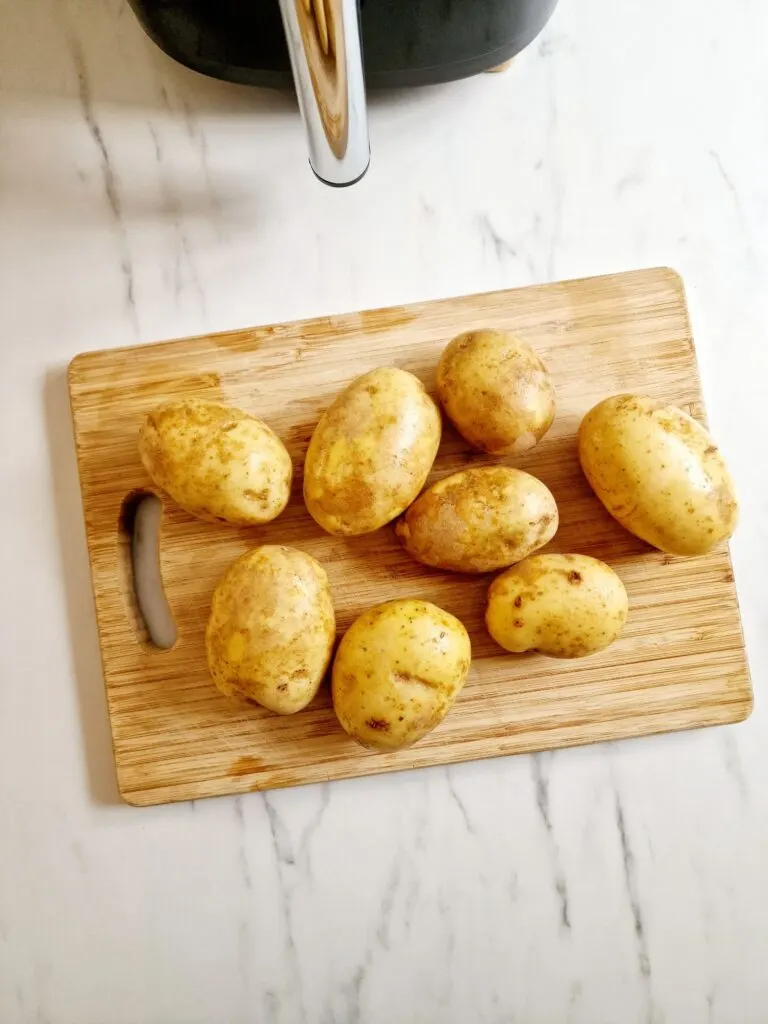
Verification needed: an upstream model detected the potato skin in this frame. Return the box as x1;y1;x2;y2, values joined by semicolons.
304;368;441;536
436;330;555;455
332;599;471;751
578;394;738;556
139;400;292;525
396;466;558;573
206;545;335;714
486;554;628;658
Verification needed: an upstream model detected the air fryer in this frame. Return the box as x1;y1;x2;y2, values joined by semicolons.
129;0;559;185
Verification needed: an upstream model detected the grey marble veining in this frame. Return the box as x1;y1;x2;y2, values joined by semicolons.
1;0;767;1021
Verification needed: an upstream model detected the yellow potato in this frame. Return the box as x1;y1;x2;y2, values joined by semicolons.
486;553;628;658
396;466;558;573
206;545;335;714
139;399;292;525
332;599;471;750
437;329;555;454
304;367;441;536
578;394;738;556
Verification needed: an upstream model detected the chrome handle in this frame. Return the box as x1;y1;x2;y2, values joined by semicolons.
279;0;370;186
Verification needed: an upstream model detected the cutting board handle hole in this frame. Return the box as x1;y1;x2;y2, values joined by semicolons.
119;492;178;651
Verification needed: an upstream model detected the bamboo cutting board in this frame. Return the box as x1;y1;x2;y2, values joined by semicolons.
68;268;751;806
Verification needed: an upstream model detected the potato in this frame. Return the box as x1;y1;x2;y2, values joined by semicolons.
578;394;738;556
436;329;555;454
396;466;558;573
206;545;335;714
332;599;471;750
139;399;292;525
486;553;628;658
304;367;441;536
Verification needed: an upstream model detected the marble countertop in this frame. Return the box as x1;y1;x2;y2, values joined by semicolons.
2;0;767;1021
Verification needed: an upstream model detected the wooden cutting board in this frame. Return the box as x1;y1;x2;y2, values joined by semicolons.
68;268;752;806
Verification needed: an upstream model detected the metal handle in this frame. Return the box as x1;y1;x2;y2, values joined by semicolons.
279;0;370;186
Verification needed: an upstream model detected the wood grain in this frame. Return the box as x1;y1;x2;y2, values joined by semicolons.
68;268;752;806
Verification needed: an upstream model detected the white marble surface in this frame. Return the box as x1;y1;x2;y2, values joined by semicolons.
1;0;767;1021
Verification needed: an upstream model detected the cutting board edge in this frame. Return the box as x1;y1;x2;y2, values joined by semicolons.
117;688;753;807
67;265;686;374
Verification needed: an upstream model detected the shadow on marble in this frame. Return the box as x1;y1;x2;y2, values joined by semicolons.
0;0;300;227
43;367;122;806
2;0;295;116
1;0;492;230
2;0;476;116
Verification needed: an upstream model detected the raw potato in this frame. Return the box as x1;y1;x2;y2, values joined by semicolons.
486;554;628;658
578;394;738;556
396;466;558;573
437;329;555;454
139;399;292;525
304;367;441;536
206;545;335;714
332;599;471;751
